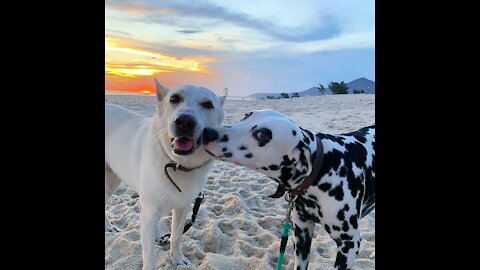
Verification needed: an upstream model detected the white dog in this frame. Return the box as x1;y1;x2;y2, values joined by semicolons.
105;79;227;270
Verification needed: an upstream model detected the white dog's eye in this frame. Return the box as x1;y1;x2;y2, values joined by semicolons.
201;101;214;109
170;94;181;104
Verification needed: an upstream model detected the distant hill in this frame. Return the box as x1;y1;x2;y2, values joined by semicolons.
246;77;375;99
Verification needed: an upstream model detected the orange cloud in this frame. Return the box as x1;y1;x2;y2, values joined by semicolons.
105;37;217;93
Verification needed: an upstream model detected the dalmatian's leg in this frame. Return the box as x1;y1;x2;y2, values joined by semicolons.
292;208;315;270
328;226;361;270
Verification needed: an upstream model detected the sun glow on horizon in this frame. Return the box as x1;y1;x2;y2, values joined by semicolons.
105;38;214;80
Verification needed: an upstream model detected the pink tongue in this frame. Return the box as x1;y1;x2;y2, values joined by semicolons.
175;137;194;151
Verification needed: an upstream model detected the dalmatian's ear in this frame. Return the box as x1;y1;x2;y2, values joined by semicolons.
154;78;170;101
293;144;313;178
218;88;228;105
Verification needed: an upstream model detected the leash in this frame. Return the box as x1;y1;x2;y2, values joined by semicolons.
276;193;295;270
156;192;204;246
164;160;213;192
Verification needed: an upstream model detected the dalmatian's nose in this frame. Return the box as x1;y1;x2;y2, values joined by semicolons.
202;127;219;144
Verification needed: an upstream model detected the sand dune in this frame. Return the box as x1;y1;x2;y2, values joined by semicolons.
105;94;375;270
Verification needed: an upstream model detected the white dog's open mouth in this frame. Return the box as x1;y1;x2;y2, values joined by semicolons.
172;136;198;155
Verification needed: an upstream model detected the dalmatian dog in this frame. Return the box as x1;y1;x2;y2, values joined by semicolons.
105;79;227;270
202;109;374;270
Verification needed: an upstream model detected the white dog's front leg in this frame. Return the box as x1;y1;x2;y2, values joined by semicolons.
169;207;190;266
140;208;160;270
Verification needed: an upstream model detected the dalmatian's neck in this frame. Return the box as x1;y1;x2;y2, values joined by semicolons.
273;129;321;192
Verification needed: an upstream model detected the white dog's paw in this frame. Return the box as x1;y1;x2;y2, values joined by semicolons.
105;225;121;233
169;252;190;267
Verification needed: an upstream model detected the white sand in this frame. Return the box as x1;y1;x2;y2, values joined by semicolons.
105;94;375;270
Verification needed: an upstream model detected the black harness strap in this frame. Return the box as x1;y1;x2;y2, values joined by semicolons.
164;160;212;192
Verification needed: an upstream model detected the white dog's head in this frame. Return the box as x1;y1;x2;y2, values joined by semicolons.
202;109;317;188
153;78;227;165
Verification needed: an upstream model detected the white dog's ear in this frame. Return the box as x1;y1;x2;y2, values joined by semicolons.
219;87;228;105
154;78;170;101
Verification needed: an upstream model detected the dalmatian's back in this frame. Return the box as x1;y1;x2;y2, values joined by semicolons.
293;125;375;269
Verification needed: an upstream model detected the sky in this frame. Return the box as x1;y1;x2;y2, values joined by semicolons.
105;0;375;96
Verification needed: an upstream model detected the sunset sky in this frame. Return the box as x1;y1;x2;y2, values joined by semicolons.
105;0;375;96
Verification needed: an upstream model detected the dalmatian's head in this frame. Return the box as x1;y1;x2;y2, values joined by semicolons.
203;109;317;188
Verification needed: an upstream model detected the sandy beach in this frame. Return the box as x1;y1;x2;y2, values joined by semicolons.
105;94;375;270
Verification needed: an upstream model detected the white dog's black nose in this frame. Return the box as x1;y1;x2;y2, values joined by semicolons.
202;127;219;144
175;114;196;133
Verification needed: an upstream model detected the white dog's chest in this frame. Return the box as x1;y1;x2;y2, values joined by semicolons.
138;164;211;212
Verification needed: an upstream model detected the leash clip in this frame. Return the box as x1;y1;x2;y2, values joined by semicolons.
282;192;295;226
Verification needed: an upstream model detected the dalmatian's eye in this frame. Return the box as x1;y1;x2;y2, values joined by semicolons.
258;131;268;139
170;94;181;104
201;101;214;109
253;128;272;142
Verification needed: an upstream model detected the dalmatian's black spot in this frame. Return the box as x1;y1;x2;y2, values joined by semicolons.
303;136;310;144
238;146;247;150
337;209;345;221
334;238;342;246
223;152;232;158
328;183;344;201
300;127;315;141
334;252;348;270
340;233;353;241
261;167;268;171
324;224;331;233
349;215;358;229
241;111;253;121
278;166;293;184
220;134;229;142
245;153;253;158
251;125;257;131
294;225;313;261
332;225;341;231
319;183;332;192
281;155;295;166
268;165;279;170
344;204;350;212
222;147;227;152
354;135;367;143
292;130;297;136
339;166;347;177
342;220;349;232
295;198;321;223
314;148;344;185
318;133;346;146
341;241;355;253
